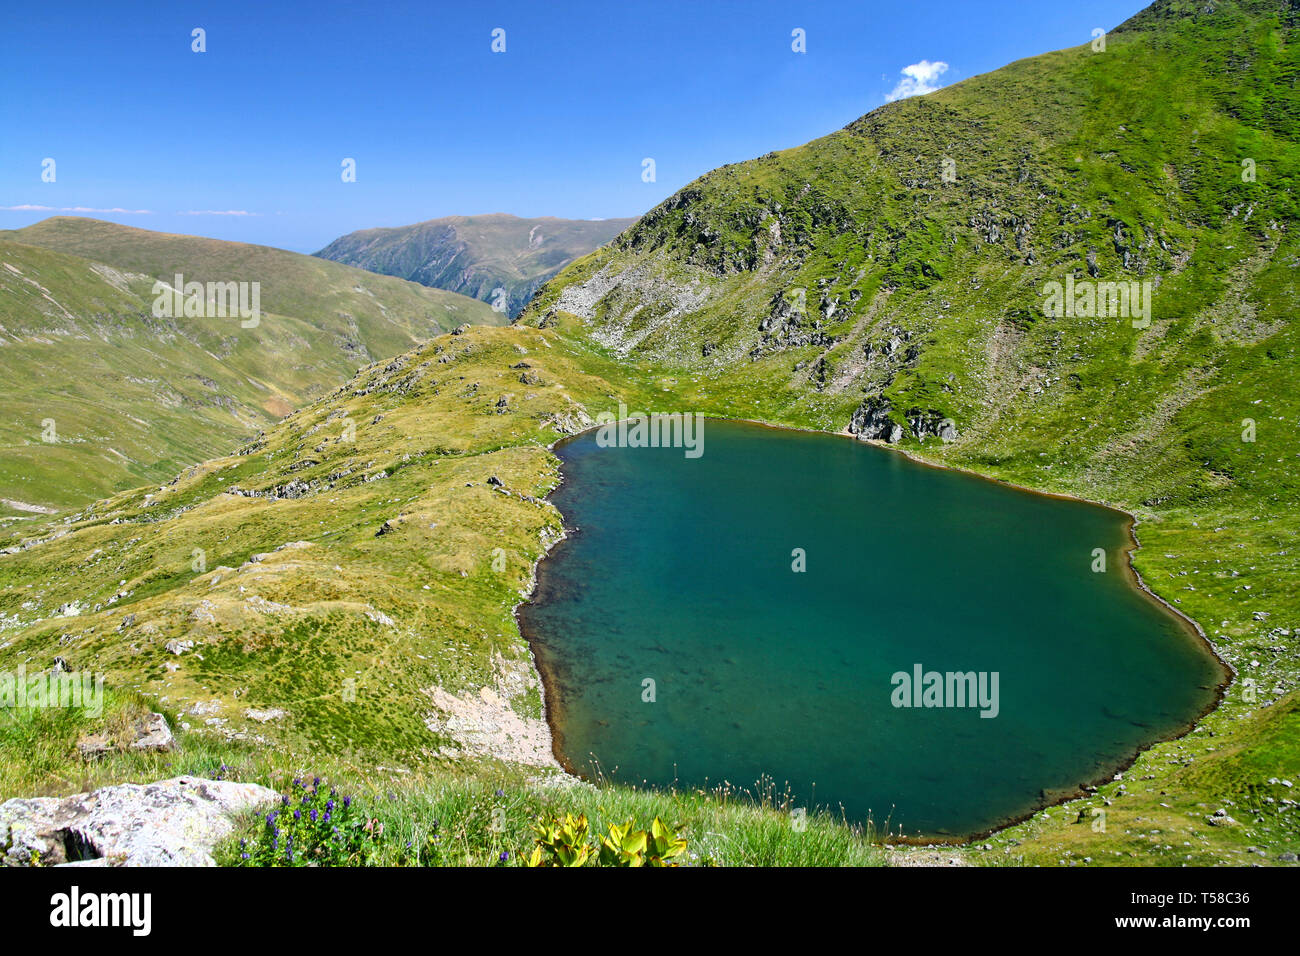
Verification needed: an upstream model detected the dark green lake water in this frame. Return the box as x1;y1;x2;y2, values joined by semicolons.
519;420;1224;838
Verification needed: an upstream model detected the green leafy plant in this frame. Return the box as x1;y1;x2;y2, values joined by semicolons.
599;817;687;867
528;813;688;867
597;819;647;866
528;812;594;867
643;817;688;866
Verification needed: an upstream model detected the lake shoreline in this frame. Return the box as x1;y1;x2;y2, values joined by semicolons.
513;413;1234;846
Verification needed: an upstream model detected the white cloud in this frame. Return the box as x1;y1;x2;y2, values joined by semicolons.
885;60;950;102
178;209;258;216
67;206;153;214
1;204;152;214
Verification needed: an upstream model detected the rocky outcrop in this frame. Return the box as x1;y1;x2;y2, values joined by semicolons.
848;397;904;443
540;401;595;435
76;713;175;758
751;287;837;358
906;408;960;443
849;397;958;444
0;776;277;866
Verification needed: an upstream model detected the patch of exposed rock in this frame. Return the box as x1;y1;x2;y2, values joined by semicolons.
425;685;557;768
885;848;972;867
243;707;286;723
424;654;557;768
551;263;712;357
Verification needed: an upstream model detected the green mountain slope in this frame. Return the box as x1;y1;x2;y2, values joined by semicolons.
520;0;1300;605
524;0;1297;504
0;220;500;512
1;0;1297;867
0;322;643;779
314;213;638;318
4;217;500;357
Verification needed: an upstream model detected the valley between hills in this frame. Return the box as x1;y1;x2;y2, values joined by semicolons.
0;217;501;512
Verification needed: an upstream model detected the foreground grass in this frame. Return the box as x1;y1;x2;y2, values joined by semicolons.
0;703;884;867
215;769;886;868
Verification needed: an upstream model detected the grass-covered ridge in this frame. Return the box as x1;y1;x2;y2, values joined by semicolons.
0;322;717;784
0;322;890;866
0;219;499;512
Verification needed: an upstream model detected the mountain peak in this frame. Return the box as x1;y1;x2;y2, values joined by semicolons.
1117;0;1298;32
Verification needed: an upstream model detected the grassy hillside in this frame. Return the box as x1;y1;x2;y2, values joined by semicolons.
1;0;1297;867
315;214;638;318
0;219;499;512
0;321;889;867
0;323;643;772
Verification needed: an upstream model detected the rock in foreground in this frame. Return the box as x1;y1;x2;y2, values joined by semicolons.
0;776;277;866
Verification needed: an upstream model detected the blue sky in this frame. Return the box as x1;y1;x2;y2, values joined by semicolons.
0;0;1146;252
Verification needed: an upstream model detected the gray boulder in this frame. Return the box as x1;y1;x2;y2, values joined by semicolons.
0;776;276;867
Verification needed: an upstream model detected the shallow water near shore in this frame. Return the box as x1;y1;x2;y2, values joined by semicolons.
520;420;1224;838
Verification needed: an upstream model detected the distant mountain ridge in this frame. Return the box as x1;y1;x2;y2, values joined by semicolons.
314;213;638;317
0;217;499;511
